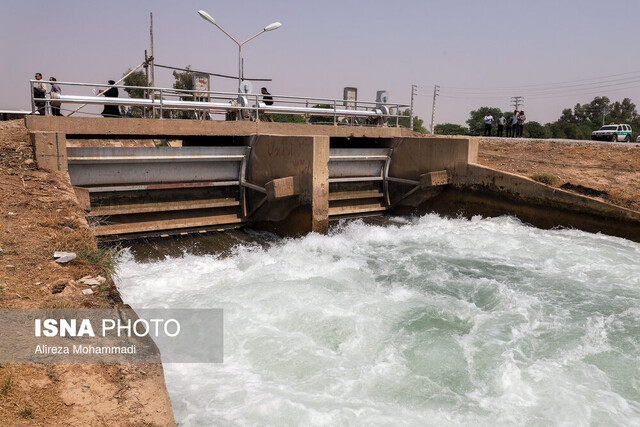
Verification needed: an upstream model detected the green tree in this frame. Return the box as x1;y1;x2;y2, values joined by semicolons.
572;97;609;124
121;69;147;118
558;108;576;123
466;107;502;136
434;123;469;135
609;98;638;124
550;95;640;140
308;104;334;124
172;66;195;119
173;66;194;98
387;109;427;133
271;114;306;123
522;121;551;139
547;121;584;140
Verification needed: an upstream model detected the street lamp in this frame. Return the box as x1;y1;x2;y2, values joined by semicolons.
197;10;281;93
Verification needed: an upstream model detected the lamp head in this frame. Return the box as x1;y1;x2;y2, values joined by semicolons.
197;10;217;25
264;22;282;32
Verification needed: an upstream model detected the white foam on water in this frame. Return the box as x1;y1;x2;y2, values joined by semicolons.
116;214;640;425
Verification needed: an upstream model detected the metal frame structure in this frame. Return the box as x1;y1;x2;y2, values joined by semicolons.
29;80;408;126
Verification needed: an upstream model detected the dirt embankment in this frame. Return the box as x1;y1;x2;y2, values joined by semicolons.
0;120;174;426
474;136;640;212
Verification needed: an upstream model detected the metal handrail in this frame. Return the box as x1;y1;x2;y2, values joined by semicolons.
29;79;409;125
31;80;408;107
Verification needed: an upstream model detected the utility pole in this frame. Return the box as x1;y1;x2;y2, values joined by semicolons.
410;84;417;131
144;50;149;118
150;12;155;118
430;84;440;134
511;95;524;110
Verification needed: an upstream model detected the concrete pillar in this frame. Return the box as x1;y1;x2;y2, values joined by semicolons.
388;136;475;208
247;135;329;235
389;136;476;179
30;131;67;172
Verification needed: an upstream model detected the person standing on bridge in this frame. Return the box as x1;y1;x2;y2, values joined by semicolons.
49;77;62;116
33;73;47;115
261;87;274;122
99;80;121;118
505;114;513;137
483;113;494;136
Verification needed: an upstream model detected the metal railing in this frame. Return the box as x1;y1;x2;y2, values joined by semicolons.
29;80;409;126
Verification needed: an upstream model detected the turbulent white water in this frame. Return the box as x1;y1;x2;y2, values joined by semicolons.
116;214;640;426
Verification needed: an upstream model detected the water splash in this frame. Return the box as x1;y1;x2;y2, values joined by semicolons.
116;214;640;425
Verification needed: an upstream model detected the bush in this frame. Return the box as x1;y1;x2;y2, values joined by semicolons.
530;173;558;185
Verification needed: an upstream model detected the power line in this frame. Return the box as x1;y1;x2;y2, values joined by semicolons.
441;69;640;91
437;80;640;101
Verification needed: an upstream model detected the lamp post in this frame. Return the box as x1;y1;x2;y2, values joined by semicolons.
198;10;281;93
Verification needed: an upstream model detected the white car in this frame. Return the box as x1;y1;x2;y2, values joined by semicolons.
637;135;640;142
591;123;632;142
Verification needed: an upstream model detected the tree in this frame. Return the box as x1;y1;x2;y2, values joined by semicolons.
172;66;195;119
271;113;306;123
434;123;469;135
572;96;610;126
522;121;551;139
547;121;585;140
121;69;147;118
549;96;639;140
388;109;427;133
559;108;576;124
308;104;334;124
466;107;502;136
173;66;194;98
609;98;638;124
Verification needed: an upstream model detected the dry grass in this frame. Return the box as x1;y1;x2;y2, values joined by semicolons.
530;173;558;186
607;189;636;210
18;405;33;419
1;374;12;395
41;299;74;309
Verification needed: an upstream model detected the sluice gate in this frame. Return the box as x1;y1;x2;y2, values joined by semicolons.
328;148;391;218
68;146;251;240
26;117;495;241
66;142;439;240
67;143;411;240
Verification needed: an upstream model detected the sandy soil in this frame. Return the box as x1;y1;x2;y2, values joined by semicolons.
474;136;640;212
0;120;174;426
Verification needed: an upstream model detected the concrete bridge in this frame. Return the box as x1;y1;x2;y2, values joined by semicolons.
26;116;640;243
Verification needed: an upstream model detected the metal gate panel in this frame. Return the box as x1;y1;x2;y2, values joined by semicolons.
68;146;249;186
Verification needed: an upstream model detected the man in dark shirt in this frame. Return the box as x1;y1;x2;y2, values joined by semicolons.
261;87;274;121
100;80;121;118
261;87;273;105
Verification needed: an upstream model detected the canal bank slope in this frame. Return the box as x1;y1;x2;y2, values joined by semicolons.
476;136;640;212
0;119;174;425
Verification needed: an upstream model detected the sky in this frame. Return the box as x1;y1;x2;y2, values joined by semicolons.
2;0;640;127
